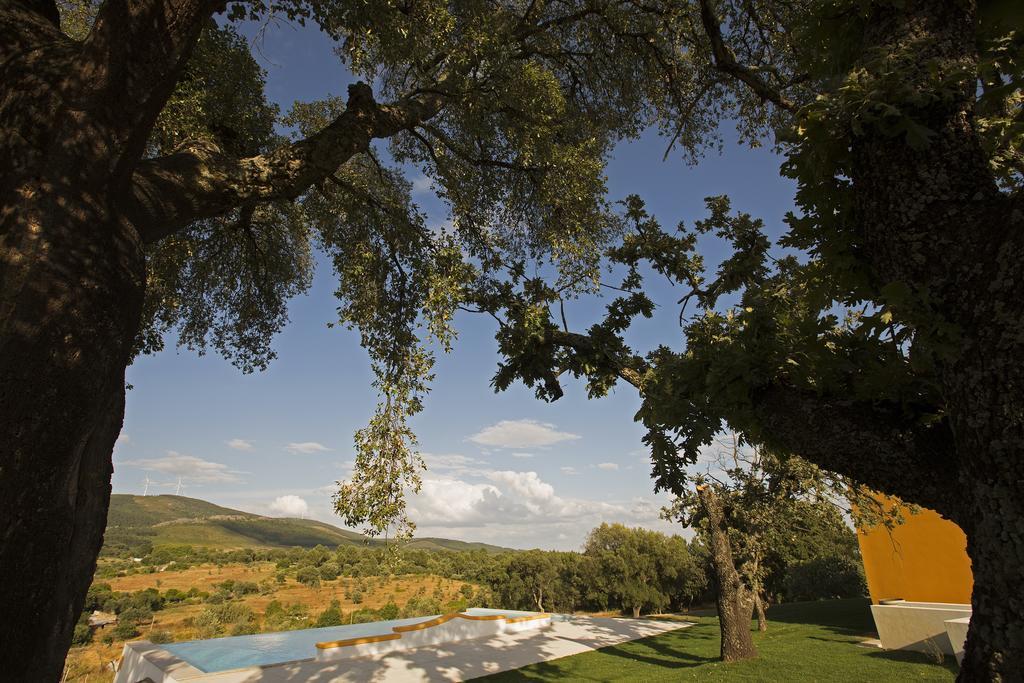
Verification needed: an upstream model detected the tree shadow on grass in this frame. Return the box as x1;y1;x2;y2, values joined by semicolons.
497;631;718;681
598;633;718;669
765;598;878;638
858;647;958;675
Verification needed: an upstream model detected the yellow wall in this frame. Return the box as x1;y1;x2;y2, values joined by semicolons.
857;496;973;605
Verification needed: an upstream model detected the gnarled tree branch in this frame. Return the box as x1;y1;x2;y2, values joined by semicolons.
544;329;648;390
78;0;221;172
749;383;962;523
543;327;960;520
122;82;447;244
697;0;796;112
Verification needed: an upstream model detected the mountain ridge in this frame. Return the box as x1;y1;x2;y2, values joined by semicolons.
103;494;511;553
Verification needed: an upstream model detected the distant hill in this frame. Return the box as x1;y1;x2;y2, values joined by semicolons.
103;494;510;553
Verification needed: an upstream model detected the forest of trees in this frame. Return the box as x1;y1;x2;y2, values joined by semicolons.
94;520;865;624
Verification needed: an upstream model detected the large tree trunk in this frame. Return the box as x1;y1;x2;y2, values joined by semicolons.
959;492;1024;680
942;350;1024;679
0;174;145;680
0;13;147;670
697;485;757;662
0;5;162;680
843;3;1024;678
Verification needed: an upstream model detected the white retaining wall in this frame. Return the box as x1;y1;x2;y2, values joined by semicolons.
944;616;971;665
115;641;197;683
870;601;971;655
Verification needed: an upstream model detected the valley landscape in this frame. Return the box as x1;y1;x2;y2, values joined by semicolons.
66;495;504;680
64;494;956;682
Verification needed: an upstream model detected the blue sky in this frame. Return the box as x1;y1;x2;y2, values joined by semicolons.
112;20;794;550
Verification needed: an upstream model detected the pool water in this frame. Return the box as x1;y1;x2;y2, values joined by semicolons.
163;608;543;672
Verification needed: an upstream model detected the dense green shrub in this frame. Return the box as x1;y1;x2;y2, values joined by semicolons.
349;608;379;624
263;601;310;632
71;623;93;646
150;630;174;644
119;606;153;625
296;566;321;588
194;603;255;638
112;621;139;640
400;596;441;618
315;600;344;627
377;601;400;620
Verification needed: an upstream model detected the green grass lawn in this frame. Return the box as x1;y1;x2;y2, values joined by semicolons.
483;599;957;682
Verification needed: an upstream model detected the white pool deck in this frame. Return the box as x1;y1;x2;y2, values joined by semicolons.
117;615;690;682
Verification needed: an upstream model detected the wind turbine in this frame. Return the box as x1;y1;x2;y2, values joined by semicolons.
143;476;151;496
175;477;185;496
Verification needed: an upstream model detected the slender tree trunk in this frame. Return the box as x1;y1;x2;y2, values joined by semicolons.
0;170;146;680
697;485;757;662
632;605;641;618
754;593;767;632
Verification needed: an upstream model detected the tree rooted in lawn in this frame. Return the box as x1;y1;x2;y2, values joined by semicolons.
693;482;758;661
467;3;1024;678
664;435;872;658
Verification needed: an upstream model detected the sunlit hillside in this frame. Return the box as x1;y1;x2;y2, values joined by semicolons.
104;495;510;553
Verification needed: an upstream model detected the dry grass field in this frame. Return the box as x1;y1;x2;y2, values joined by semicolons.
62;562;474;682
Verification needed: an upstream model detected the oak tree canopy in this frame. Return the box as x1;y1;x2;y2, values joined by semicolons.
1;0;1021;681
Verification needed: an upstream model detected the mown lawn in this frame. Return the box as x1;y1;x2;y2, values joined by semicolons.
483;599;957;682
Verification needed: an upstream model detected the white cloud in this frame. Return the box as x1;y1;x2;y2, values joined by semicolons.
286;441;331;454
410;479;503;525
413;470;637;528
597;462;620;471
423;452;489;476
227;438;254;451
511;452;535;459
560;466;579;475
311;483;339;497
116;433;131;445
467;419;580;449
124;451;242;484
269;495;310;518
489;470;555;502
408;468;680;549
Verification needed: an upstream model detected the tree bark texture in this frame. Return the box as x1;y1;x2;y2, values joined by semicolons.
697;485;758;662
1;5;148;680
754;592;767;632
0;120;145;683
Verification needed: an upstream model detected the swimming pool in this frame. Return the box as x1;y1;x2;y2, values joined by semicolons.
161;608;545;673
